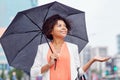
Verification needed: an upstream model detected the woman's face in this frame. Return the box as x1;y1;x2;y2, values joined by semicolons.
51;20;68;39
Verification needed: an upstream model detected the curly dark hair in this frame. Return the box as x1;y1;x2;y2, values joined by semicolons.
42;14;71;40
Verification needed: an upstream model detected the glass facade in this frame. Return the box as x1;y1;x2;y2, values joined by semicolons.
117;35;120;54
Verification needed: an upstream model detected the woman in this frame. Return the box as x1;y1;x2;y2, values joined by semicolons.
30;14;110;80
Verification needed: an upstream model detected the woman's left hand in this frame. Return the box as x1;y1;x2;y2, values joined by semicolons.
93;56;111;62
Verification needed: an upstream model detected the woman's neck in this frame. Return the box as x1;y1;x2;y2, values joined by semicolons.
51;38;64;46
51;38;64;53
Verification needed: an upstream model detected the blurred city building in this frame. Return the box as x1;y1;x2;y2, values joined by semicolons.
0;28;7;71
102;34;120;79
80;46;92;79
0;46;8;77
104;55;120;79
117;34;120;54
114;34;120;75
0;28;10;79
92;46;108;77
112;55;120;74
31;0;38;7
80;45;109;79
0;28;6;37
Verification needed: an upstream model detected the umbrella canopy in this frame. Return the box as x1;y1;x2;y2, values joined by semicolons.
0;1;88;73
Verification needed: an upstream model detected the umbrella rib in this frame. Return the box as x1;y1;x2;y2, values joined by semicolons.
10;32;42;67
1;30;41;40
18;32;41;53
67;34;88;42
21;12;41;30
14;30;40;34
43;4;53;22
18;30;40;33
43;33;54;54
21;12;54;53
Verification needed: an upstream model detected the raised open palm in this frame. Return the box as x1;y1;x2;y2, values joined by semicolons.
93;56;110;62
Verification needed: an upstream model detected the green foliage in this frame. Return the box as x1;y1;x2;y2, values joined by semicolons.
9;69;23;80
0;69;6;80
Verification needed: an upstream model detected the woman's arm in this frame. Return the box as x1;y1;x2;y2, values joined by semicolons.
41;53;59;73
82;58;94;72
41;60;54;73
82;56;110;72
41;63;51;73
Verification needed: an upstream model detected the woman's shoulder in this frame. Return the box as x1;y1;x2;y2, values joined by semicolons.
65;41;78;47
38;42;78;48
38;42;49;48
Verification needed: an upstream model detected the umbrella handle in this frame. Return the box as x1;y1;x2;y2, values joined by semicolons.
54;59;57;70
43;34;57;70
43;33;57;70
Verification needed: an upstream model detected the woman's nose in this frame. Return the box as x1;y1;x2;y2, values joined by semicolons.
62;26;67;30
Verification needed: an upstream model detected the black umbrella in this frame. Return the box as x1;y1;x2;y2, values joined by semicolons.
0;1;88;73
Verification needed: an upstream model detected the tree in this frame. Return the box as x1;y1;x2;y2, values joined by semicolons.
9;69;23;80
0;69;6;80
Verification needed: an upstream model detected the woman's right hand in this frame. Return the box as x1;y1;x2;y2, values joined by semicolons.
48;53;59;67
41;53;59;73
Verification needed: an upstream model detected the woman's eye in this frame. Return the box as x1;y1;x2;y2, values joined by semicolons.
57;24;66;28
58;24;61;27
63;24;66;27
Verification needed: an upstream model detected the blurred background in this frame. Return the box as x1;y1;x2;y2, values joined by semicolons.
0;0;120;80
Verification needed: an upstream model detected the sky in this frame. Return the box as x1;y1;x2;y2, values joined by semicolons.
38;0;120;56
0;0;32;27
0;0;120;56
